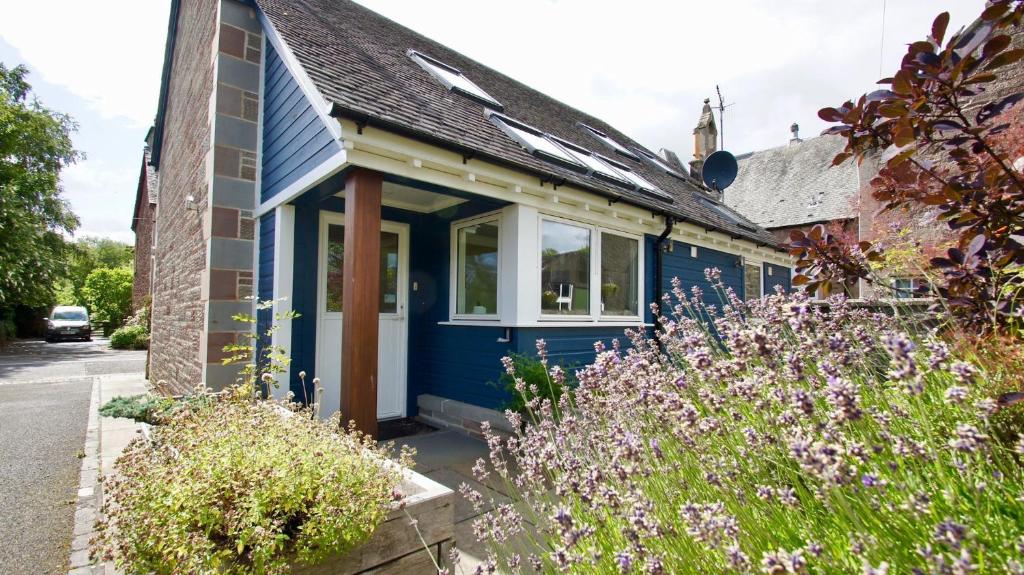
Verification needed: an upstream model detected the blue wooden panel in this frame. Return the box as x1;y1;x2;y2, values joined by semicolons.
256;212;275;359
516;326;634;367
764;262;792;294
260;43;341;202
645;235;743;322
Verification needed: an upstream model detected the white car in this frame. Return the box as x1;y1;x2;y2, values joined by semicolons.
45;306;92;342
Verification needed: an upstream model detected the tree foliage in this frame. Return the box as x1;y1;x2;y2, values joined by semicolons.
0;63;80;307
790;2;1024;330
57;237;133;305
83;266;133;328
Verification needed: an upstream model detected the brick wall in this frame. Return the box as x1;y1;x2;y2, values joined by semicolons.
150;0;218;393
132;200;155;312
150;0;263;393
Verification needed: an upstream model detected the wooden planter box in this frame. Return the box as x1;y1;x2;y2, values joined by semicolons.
291;465;454;574
140;419;454;574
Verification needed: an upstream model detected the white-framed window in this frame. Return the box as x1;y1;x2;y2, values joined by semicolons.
407;49;503;109
539;214;643;321
599;230;641;318
743;260;763;300
450;213;501;320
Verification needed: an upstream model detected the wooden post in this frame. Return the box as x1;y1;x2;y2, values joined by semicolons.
341;169;382;438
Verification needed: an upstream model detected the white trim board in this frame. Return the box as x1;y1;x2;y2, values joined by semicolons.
255;148;347;217
336;119;793;267
270;205;295;399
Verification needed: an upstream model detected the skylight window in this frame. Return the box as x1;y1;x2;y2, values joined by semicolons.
407;49;502;109
487;113;584;171
579;123;640;161
697;195;746;224
620;169;673;201
546;136;630;185
633;147;684;176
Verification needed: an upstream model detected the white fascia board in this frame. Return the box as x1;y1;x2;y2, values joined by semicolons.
338;119;793;267
255;148;347;217
270;204;295;399
257;8;342;141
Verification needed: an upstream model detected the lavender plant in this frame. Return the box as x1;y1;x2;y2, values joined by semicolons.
462;269;1024;574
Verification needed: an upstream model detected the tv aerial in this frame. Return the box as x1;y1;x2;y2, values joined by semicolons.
701;150;738;192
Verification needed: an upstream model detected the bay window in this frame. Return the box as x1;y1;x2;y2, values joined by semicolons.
600;232;639;316
453;217;500;318
541;219;591;316
540;217;642;320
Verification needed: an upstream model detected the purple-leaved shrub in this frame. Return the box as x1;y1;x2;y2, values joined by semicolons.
461;269;1024;574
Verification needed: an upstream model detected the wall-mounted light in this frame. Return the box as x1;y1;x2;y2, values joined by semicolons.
185;194;198;211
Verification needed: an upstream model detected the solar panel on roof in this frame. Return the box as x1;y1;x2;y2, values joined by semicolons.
407;50;503;110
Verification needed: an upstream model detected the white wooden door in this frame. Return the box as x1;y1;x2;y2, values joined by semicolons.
315;212;409;420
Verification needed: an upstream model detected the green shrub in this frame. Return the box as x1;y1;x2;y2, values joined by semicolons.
96;391;408;574
495;351;576;418
109;324;148;350
98;394;174;424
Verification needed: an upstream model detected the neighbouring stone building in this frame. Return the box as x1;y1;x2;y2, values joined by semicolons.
131;136;158;312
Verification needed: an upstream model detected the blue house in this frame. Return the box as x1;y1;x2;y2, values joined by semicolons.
145;0;791;437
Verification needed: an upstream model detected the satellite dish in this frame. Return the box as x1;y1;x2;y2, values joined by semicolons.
702;150;738;191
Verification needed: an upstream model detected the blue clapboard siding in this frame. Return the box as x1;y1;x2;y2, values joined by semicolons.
260;43;340;203
256;212;275;358
283;184;763;413
764;262;792;294
645;236;744;323
516;326;634;368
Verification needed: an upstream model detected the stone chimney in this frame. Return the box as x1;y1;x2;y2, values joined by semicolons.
789;122;802;145
690;98;718;181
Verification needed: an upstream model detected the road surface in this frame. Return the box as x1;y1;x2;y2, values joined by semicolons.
0;338;146;574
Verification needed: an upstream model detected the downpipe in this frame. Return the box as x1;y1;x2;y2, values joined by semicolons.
652;216;675;351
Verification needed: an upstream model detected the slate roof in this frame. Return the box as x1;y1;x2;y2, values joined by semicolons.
132;147;158;233
724;135;860;229
257;0;779;247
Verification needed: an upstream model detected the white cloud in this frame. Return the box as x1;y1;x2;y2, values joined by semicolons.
61;158;138;244
0;0;170;127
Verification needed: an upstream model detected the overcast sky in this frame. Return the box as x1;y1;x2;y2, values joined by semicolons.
0;0;986;243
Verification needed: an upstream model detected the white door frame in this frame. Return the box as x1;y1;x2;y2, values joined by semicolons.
315;210;410;419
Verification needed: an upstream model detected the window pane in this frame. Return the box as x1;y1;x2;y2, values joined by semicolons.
325;224;344;312
380;231;399;313
541;220;590;316
457;221;499;315
600;233;638;316
324;225;400;313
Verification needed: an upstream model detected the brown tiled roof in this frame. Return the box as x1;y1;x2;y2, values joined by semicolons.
257;0;780;247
